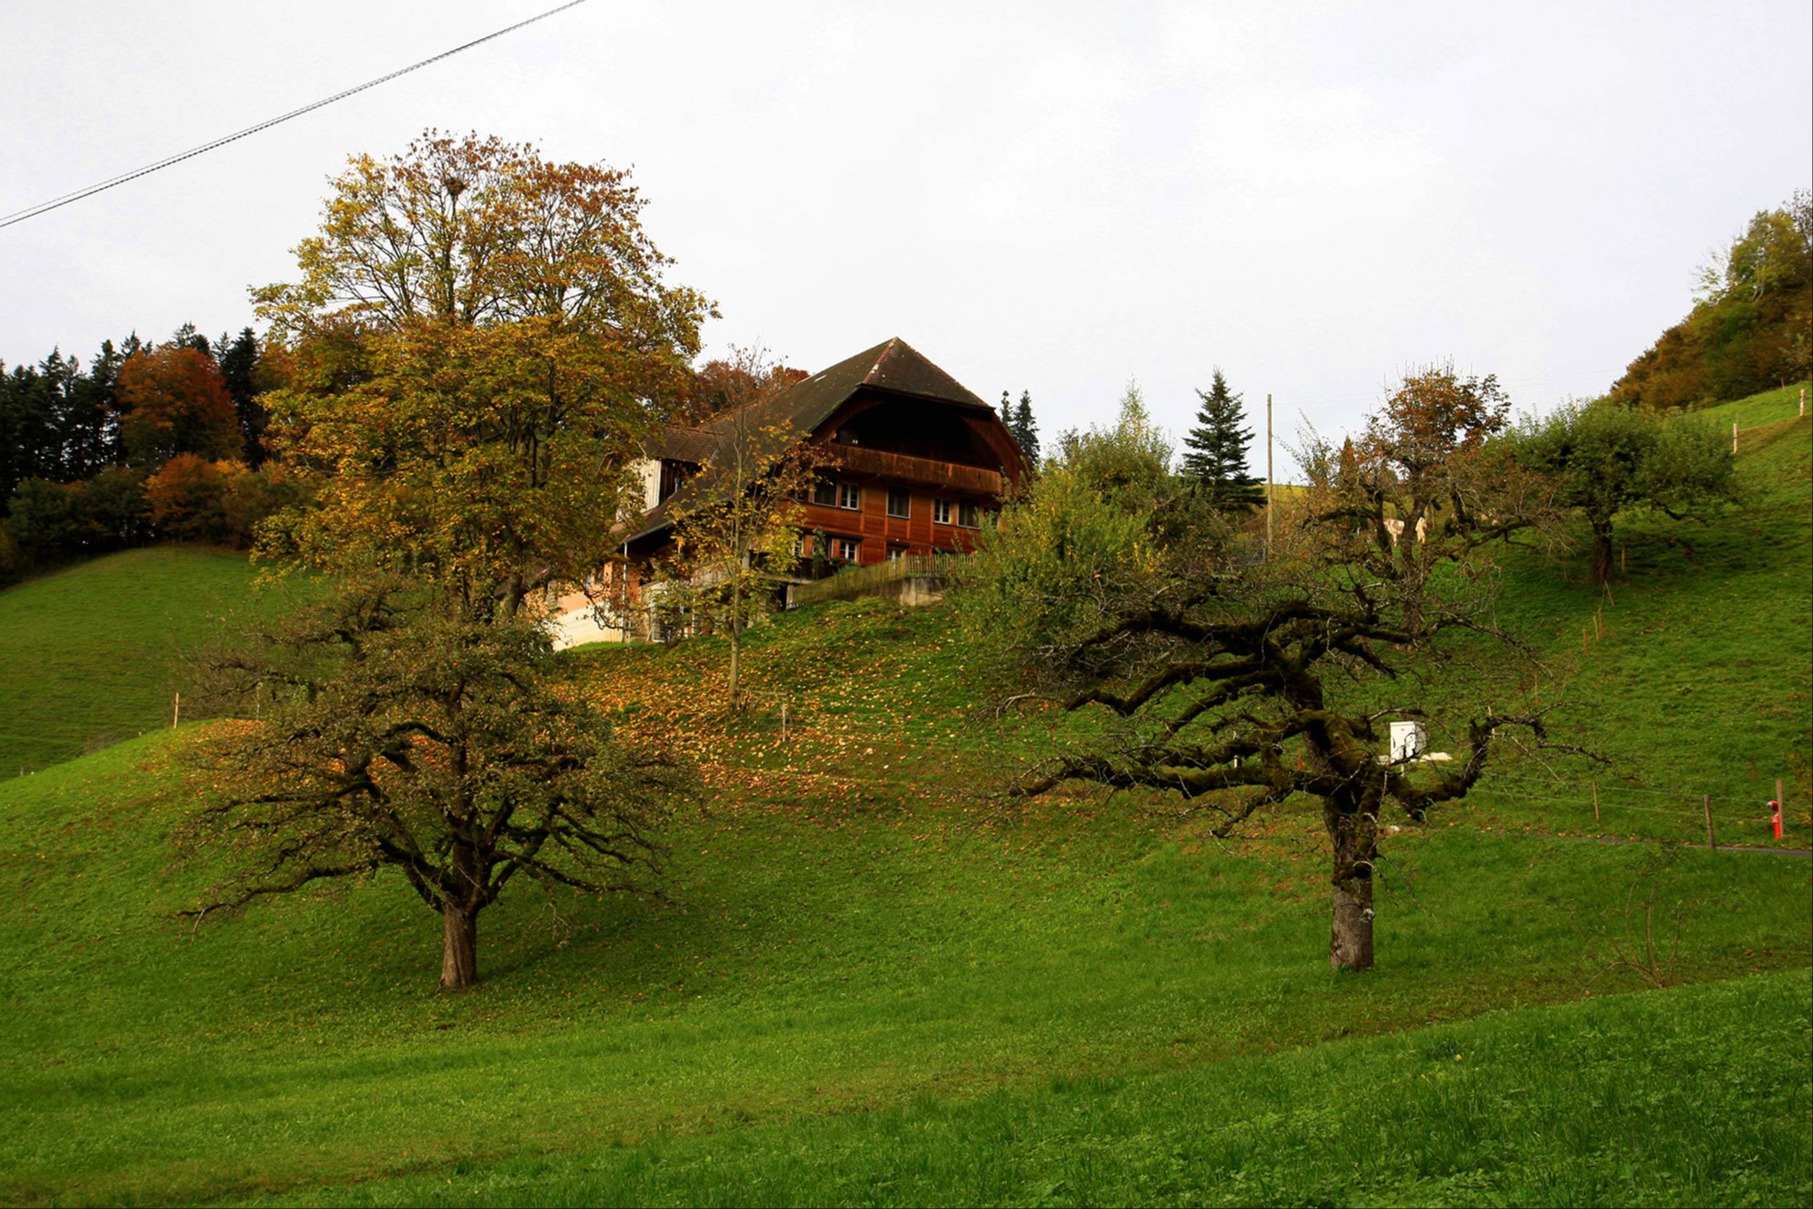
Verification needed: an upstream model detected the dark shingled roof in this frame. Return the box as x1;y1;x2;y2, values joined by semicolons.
628;338;989;546
647;337;987;462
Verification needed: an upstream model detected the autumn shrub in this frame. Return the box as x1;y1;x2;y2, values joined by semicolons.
82;465;150;546
143;455;233;543
221;462;310;549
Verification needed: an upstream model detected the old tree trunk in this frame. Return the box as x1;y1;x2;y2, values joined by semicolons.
442;903;479;989
1308;715;1385;972
435;832;490;990
1590;515;1617;585
1326;796;1379;972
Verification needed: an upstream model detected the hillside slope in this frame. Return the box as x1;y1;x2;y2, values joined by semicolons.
1471;383;1812;839
0;547;287;775
0;388;1807;1206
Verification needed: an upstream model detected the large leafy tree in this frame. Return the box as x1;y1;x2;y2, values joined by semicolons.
1510;398;1736;583
116;345;242;470
192;132;711;988
964;366;1563;972
1179;369;1263;510
1611;191;1812;409
254;130;713;618
190;587;694;988
678;357;807;426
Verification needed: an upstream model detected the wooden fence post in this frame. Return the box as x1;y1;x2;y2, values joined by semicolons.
1592;779;1599;823
172;691;180;729
1704;794;1716;850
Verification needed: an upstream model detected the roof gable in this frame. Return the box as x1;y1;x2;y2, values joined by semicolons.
628;338;1004;548
650;338;987;463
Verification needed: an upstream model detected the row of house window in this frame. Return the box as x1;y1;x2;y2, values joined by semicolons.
793;534;875;561
807;481;982;528
794;533;986;562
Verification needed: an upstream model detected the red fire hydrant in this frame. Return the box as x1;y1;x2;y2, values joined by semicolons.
1770;799;1783;840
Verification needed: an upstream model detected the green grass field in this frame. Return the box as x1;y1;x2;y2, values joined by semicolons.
0;386;1807;1206
1471;384;1813;843
0;546;294;776
246;970;1811;1208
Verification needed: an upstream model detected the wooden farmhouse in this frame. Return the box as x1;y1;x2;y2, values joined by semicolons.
548;338;1029;647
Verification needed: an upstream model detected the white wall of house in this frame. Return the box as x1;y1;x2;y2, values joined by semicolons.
547;607;634;650
631;457;662;512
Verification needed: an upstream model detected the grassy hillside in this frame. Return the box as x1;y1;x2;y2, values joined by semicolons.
0;390;1807;1206
1468;381;1812;842
0;547;294;776
3;721;1805;1206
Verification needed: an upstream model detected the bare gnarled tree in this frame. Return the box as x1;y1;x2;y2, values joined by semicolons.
967;366;1579;971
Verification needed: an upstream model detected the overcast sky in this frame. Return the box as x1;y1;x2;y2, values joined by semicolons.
2;1;1808;473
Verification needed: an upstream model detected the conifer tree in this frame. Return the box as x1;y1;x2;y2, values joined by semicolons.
1013;389;1040;466
1179;369;1263;510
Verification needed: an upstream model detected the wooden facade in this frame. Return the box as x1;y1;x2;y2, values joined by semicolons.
549;338;1025;646
625;337;1028;569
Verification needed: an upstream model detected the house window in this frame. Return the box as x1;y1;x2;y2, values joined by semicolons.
958;501;981;528
885;546;905;561
886;487;910;519
832;536;860;561
812;480;838;507
838;482;861;510
658;459;691;502
932;498;952;525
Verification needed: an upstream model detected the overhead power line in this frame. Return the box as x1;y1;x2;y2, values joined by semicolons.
0;0;592;232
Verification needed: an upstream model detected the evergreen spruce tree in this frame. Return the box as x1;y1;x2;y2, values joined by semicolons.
1013;389;1040;465
215;328;266;466
1179;369;1263;510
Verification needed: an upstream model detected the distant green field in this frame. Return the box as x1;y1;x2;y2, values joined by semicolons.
0;385;1807;1207
0;546;300;775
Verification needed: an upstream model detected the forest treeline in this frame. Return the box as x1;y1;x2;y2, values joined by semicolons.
0;324;305;581
1611;190;1812;410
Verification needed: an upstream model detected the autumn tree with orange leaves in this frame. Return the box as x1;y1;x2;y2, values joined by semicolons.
190;133;708;988
116;345;242;469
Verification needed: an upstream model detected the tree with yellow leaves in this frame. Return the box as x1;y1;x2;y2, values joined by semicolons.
191;133;709;988
254;130;712;617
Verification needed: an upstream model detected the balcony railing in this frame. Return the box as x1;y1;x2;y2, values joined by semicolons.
829;445;1003;495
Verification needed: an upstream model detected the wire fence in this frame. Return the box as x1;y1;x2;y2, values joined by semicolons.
1460;770;1807;850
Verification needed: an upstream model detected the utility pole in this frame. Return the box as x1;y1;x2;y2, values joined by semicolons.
1266;393;1274;555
